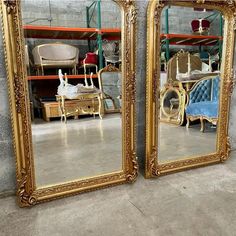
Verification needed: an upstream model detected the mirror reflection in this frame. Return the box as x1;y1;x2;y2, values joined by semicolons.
22;0;122;187
159;6;222;162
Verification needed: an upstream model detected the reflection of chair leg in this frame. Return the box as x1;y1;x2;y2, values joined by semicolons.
98;95;103;119
200;117;205;132
36;67;40;75
72;65;77;75
41;66;44;75
186;117;190;129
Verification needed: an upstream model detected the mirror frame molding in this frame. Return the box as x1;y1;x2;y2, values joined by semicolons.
0;0;138;207
145;0;236;178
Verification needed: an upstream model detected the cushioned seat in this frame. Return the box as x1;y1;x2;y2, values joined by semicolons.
41;60;75;66
186;101;218;118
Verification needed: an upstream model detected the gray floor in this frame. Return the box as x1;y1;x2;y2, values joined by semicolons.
32;114;122;188
32;117;217;188
1;151;236;235
159;123;217;162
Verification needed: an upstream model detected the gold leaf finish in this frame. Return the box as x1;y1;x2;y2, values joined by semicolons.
145;0;235;178
0;0;138;207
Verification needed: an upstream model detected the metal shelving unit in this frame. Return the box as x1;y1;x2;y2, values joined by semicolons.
162;8;223;63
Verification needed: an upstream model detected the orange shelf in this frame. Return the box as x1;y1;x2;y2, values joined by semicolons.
23;25;121;40
27;74;98;81
161;33;223;46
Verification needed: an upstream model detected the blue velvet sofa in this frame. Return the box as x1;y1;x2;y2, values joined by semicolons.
185;75;220;132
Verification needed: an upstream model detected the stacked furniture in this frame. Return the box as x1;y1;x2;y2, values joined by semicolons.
160;50;219;125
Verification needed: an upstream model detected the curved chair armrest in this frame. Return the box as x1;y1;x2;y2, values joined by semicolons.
32;46;42;66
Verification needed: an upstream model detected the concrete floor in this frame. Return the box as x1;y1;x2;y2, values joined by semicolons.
32;116;217;188
32;114;122;188
159;123;217;162
1;151;236;235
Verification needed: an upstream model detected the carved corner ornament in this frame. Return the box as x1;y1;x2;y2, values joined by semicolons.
220;136;231;162
127;151;138;183
17;168;37;206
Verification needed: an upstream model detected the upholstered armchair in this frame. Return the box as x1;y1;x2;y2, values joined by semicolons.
185;75;220;132
32;43;79;75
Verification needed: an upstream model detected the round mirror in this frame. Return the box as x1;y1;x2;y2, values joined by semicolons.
161;88;180;118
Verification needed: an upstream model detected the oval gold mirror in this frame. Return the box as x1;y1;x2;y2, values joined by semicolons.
160;87;185;123
1;0;138;206
145;0;235;178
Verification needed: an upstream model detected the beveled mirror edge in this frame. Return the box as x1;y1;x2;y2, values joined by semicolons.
1;0;138;207
145;0;236;178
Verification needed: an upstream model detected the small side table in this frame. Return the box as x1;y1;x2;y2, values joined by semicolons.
56;93;104;123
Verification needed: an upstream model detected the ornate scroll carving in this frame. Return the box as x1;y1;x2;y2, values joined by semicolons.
126;70;136;102
18;168;37;206
13;73;23;113
154;2;164;25
196;0;206;4
153;69;159;100
102;64;120;72
3;0;16;14
127;151;138;182
149;147;157;176
128;6;137;24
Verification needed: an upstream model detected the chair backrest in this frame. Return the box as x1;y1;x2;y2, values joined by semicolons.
212;76;220;101
189;76;220;104
84;53;98;64
167;50;202;83
102;41;117;57
36;43;79;61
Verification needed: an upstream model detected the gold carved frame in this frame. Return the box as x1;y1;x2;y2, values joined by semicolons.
145;0;236;178
0;0;138;206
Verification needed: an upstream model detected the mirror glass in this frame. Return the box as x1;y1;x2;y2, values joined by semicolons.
21;0;122;187
159;6;222;162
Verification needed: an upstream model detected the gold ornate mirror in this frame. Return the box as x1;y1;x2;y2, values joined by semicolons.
98;64;122;113
145;0;235;178
1;0;137;206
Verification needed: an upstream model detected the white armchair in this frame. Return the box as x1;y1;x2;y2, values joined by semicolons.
32;43;79;75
